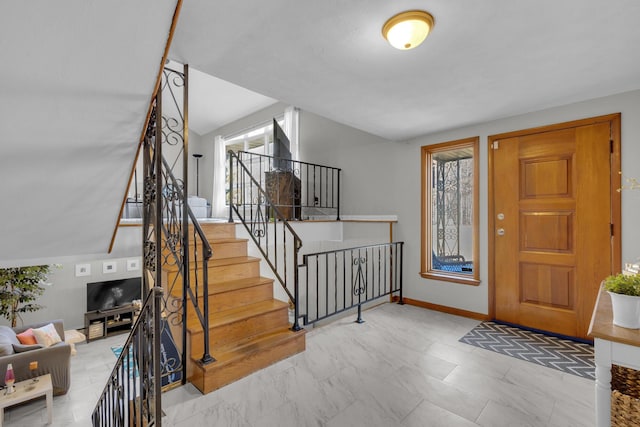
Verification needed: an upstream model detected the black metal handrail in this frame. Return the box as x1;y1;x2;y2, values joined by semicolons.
92;287;163;427
300;242;404;325
228;150;303;330
160;156;214;365
235;151;341;220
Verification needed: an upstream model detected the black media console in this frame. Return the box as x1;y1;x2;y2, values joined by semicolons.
84;304;137;342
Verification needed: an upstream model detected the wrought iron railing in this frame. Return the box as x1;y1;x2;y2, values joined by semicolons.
228;151;303;331
92;287;163;427
160;155;214;366
233;151;341;220
95;63;215;425
299;242;404;325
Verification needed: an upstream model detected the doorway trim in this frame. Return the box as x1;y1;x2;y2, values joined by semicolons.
487;113;622;322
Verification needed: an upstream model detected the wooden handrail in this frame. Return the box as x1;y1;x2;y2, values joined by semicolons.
108;0;184;253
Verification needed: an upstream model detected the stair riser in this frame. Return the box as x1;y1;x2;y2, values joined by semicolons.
176;282;274;312
188;307;289;357
212;241;247;260
189;333;305;394
190;223;236;240
207;283;273;313
209;260;261;284
164;259;260;292
162;239;247;260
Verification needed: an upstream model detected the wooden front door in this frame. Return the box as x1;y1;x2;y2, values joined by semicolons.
490;114;620;339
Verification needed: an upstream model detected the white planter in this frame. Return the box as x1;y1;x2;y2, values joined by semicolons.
608;291;640;329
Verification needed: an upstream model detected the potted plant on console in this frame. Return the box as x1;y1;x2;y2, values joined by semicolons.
604;272;640;329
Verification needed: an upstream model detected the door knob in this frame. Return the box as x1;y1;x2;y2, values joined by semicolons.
497;228;505;236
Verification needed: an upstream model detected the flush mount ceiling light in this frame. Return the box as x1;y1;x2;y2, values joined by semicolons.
382;10;435;50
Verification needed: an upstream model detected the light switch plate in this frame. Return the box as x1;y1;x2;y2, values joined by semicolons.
75;264;91;277
103;261;117;274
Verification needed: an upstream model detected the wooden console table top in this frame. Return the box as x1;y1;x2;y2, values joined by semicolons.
588;284;640;348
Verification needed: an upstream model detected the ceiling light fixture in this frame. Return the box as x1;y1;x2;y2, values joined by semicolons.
382;10;435;50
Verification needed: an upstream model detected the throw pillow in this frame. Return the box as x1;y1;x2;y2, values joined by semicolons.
33;323;62;348
13;343;43;353
16;328;37;345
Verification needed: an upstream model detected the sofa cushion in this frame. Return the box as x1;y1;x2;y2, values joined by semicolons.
13;343;43;353
0;326;18;356
33;323;62;348
16;328;37;345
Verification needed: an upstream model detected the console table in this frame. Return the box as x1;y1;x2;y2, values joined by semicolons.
588;285;640;426
84;305;137;342
0;373;52;426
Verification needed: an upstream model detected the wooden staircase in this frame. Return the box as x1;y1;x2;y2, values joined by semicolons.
164;222;305;394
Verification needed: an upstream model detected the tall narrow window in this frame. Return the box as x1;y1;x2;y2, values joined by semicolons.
421;137;479;285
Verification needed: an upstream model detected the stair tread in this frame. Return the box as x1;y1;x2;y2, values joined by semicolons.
197;328;305;369
210;256;260;267
164;255;260;272
211;238;249;244
181;237;248;246
188;299;288;330
210;277;274;295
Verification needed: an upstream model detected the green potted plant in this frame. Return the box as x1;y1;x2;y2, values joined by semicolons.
604;273;640;329
0;265;54;327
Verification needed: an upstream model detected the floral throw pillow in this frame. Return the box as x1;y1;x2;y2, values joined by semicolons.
33;323;62;348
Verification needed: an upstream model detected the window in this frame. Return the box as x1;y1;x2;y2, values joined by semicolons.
223;118;284;205
421;137;479;285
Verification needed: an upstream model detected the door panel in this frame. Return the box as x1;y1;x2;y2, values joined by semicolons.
493;120;613;339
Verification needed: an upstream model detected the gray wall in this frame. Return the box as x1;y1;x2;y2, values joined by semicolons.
206;89;640;316
193;102;288;208
0;226;142;330
10;89;640;331
388;90;640;315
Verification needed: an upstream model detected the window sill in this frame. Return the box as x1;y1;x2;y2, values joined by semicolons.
420;271;480;286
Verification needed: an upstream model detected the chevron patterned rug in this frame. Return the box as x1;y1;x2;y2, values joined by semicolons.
459;322;595;380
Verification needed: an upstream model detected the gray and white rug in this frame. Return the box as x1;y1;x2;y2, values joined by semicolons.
459;321;595;380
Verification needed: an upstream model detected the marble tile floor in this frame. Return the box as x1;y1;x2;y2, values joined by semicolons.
3;303;595;426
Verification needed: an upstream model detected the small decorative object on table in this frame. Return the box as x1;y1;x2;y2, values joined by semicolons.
603;270;640;329
29;361;38;383
4;364;14;394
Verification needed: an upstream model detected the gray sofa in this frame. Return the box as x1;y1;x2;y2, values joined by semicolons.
0;319;71;395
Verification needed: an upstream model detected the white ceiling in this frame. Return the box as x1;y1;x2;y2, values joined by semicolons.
186;65;276;136
170;0;640;141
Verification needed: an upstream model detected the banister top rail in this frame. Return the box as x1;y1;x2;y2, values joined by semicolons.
229;150;302;306
301;241;401;259
237;150;342;172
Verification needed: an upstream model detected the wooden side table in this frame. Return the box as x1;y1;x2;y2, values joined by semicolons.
589;285;640;426
0;373;52;426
